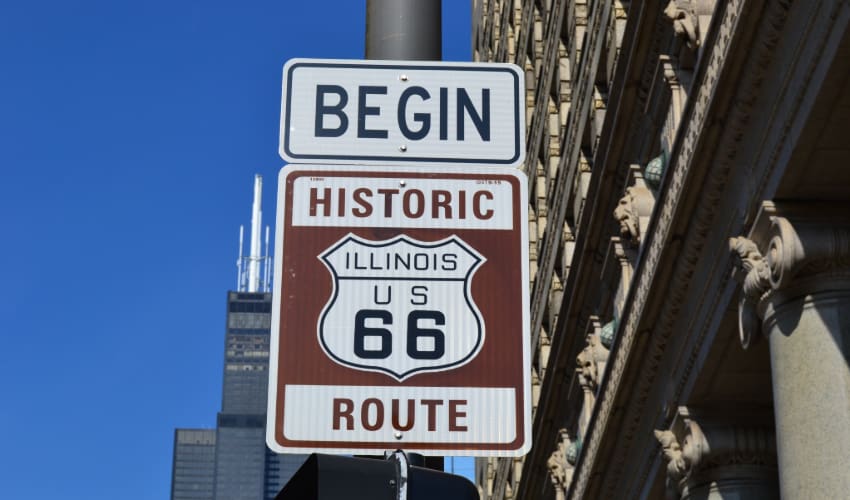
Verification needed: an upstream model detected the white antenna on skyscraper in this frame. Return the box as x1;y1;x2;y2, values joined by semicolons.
237;225;245;290
247;175;263;292
263;225;271;292
236;175;272;293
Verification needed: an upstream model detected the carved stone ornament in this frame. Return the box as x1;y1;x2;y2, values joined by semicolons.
614;191;640;245
663;0;700;50
547;429;573;496
655;413;775;499
730;202;850;349
576;333;609;390
654;429;688;484
728;236;770;349
613;182;655;248
728;237;771;300
547;446;567;487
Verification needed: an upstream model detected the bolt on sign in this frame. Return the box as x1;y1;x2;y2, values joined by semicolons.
278;59;525;168
267;164;530;456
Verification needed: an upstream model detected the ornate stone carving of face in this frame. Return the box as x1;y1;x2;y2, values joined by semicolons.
663;0;699;49
614;192;640;243
547;447;566;479
576;347;597;386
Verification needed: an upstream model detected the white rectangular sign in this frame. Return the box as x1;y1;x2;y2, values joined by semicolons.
279;59;526;167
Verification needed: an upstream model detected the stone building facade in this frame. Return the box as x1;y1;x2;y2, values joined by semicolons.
472;0;850;498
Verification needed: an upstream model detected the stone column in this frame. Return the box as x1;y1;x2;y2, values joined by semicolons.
655;407;778;499
730;201;850;499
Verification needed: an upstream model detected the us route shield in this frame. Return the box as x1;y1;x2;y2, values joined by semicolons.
318;233;486;380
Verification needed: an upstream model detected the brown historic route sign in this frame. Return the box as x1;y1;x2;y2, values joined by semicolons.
266;164;530;456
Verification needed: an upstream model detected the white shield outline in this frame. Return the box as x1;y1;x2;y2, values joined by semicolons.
317;233;486;381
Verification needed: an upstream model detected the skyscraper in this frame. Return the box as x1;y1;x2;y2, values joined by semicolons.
171;429;216;500
171;176;306;500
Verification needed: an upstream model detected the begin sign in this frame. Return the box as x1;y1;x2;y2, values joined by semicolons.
267;165;530;456
279;59;525;167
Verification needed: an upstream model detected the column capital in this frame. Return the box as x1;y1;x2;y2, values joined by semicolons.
655;407;776;499
729;201;850;347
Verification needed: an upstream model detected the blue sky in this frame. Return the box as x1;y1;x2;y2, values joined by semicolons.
0;1;472;498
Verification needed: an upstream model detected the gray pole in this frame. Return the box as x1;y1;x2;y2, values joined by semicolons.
365;0;441;60
365;0;444;472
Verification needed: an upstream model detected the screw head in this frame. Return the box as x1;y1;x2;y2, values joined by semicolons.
399;145;407;152
399;74;408;81
394;431;403;439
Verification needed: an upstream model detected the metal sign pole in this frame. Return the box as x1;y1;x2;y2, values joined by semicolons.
365;0;444;473
365;0;441;61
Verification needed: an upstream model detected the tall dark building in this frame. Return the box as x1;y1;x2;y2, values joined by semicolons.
171;429;216;500
171;176;306;500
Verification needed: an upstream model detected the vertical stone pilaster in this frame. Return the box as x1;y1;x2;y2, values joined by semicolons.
600;237;636;324
730;201;850;499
